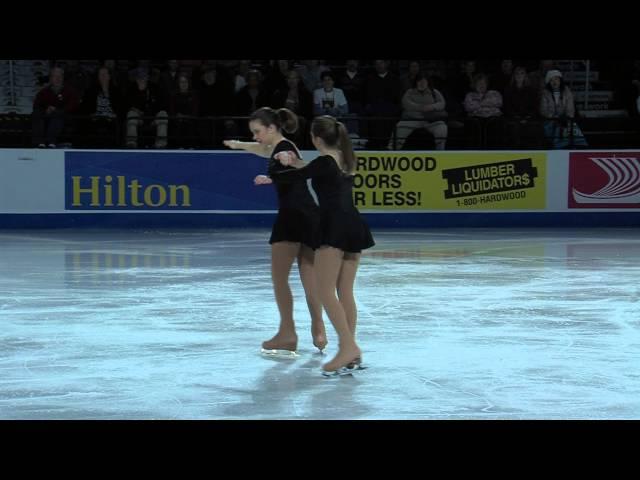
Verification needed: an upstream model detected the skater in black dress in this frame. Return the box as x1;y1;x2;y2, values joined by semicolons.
223;107;327;355
272;115;375;375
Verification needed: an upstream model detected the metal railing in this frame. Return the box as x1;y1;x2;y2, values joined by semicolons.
1;112;639;150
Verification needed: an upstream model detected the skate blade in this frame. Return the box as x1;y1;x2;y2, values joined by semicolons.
321;363;368;377
261;348;299;359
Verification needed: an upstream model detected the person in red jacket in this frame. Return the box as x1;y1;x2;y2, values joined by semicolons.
32;66;79;148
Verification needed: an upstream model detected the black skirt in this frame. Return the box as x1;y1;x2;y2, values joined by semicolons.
269;207;321;250
318;209;375;254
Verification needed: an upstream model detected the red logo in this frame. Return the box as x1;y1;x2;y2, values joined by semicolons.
568;152;640;208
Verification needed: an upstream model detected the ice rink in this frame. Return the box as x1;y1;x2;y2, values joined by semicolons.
1;228;639;419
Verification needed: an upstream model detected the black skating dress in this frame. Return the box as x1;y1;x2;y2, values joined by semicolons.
272;154;374;253
268;139;321;249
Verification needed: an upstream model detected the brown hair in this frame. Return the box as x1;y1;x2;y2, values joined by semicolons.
249;107;298;134
310;115;355;174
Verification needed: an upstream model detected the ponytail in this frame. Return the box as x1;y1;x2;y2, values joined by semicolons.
335;121;355;174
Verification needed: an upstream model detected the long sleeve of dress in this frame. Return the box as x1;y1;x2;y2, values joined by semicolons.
271;156;330;184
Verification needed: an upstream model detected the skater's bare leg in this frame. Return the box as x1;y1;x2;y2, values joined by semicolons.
264;241;300;351
314;246;361;371
337;252;360;337
297;245;327;351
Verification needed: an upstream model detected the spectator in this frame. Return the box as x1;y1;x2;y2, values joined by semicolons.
271;69;313;120
169;73;199;148
125;67;168;148
504;67;537;118
313;71;349;116
234;69;269;116
80;66;124;147
159;59;181;98
234;69;270;139
32;66;79;148
503;66;541;147
271;69;313;147
464;73;503;148
390;72;448;150
263;60;291;99
364;59;403;148
540;69;587;148
491;59;514;95
81;66;124;118
198;66;235;148
337;59;366;115
464;73;503;118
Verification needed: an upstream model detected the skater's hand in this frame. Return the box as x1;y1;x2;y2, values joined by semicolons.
254;175;272;185
274;150;296;166
223;140;242;149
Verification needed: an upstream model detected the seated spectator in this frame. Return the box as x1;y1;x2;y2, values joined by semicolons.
79;66;124;147
503;66;542;148
464;74;503;118
198;66;235;148
234;69;269;116
169;73;199;148
159;59;181;98
234;69;270;139
490;59;514;95
338;59;366;115
271;69;313;147
271;69;313;119
390;72;448;150
464;73;503;148
337;59;367;138
125;67;168;148
263;60;291;99
32;66;79;148
504;67;537;118
540;69;587;148
313;71;349;116
365;59;403;148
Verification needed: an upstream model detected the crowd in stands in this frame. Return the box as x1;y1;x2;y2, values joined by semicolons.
2;59;640;150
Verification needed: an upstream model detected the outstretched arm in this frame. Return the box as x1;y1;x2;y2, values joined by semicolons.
271;151;326;183
223;140;273;158
274;150;307;169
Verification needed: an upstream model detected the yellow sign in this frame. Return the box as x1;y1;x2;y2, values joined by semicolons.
354;152;546;210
